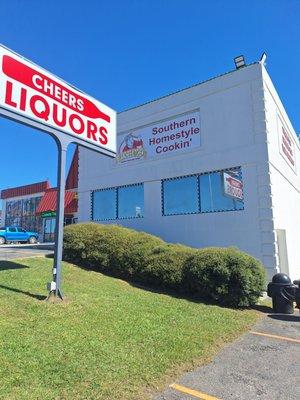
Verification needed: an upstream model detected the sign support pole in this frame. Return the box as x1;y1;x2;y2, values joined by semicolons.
0;45;116;302
47;138;69;301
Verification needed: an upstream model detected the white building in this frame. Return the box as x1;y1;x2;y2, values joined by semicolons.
78;59;300;281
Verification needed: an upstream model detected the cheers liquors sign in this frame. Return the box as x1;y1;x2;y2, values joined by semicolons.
0;44;116;300
0;45;116;155
117;111;200;163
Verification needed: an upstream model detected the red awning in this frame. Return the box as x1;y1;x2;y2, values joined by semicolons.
1;181;50;199
36;189;77;215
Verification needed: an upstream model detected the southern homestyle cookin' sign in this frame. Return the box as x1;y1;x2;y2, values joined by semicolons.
117;111;200;163
223;172;244;201
0;45;116;155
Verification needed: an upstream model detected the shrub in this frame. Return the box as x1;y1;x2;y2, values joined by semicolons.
63;223;164;276
182;247;266;307
140;244;196;290
63;223;266;307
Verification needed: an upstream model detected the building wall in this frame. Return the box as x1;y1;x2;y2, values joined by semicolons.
79;63;286;279
1;192;44;237
263;68;300;280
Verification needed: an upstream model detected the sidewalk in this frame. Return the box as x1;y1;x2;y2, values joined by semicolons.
155;311;300;400
0;243;54;260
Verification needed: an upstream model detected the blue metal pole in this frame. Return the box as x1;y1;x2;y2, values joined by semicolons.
48;139;69;300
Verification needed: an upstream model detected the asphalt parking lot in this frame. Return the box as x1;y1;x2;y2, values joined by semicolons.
0;243;54;260
155;312;300;400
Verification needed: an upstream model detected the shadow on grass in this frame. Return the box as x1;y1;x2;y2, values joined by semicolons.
251;304;273;314
128;280;216;305
128;281;273;313
45;253;54;259
0;261;46;300
64;259;266;311
0;260;29;271
64;259;217;306
0;284;47;301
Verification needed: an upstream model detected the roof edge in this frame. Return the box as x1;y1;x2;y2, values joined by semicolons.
118;62;259;114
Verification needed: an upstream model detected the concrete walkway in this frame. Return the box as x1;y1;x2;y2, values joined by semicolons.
0;243;54;260
155;312;300;400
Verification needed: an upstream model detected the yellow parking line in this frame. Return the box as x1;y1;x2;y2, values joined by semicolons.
170;383;221;400
250;331;300;344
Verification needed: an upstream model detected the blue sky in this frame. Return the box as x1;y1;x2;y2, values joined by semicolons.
0;0;299;207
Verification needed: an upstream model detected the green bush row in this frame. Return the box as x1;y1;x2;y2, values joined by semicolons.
63;223;266;307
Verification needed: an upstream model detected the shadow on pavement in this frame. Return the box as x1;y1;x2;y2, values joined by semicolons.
268;314;300;322
0;284;47;301
0;260;29;271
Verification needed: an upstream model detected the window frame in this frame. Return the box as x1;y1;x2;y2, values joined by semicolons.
91;182;144;222
91;187;118;222
162;167;244;217
117;183;144;220
161;174;201;216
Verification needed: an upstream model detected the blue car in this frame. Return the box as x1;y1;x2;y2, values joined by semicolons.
0;226;39;245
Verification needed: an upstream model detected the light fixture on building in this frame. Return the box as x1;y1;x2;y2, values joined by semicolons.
234;55;246;69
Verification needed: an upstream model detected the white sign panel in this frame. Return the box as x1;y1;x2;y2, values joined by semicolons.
278;116;296;173
0;45;116;155
117;111;200;163
223;172;244;201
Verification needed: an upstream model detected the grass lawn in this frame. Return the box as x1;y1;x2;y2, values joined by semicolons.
0;257;264;400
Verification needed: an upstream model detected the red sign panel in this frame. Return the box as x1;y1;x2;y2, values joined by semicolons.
0;45;116;154
223;172;244;201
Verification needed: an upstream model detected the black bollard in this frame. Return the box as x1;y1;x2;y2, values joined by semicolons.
267;273;296;314
293;280;300;310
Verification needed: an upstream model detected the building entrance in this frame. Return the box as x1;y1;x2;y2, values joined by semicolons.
43;217;56;243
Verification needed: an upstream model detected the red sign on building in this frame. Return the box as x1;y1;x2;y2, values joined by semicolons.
0;45;116;155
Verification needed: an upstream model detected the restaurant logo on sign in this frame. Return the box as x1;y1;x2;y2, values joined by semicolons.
0;45;116;155
117;111;200;163
117;133;147;162
223;172;244;201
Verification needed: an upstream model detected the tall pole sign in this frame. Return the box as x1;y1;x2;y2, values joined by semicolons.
0;44;116;300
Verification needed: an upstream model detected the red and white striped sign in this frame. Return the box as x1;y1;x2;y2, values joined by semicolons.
0;45;116;154
223;172;244;200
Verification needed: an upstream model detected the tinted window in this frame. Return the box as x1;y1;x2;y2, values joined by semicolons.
199;168;244;212
163;167;244;216
211;172;238;211
17;228;26;233
199;174;213;212
93;188;117;221
8;227;17;232
118;184;144;219
163;176;199;216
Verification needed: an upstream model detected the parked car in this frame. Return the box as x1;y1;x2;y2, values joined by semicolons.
0;226;39;244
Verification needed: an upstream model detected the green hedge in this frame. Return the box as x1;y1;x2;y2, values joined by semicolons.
182;248;266;307
63;223;266;307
